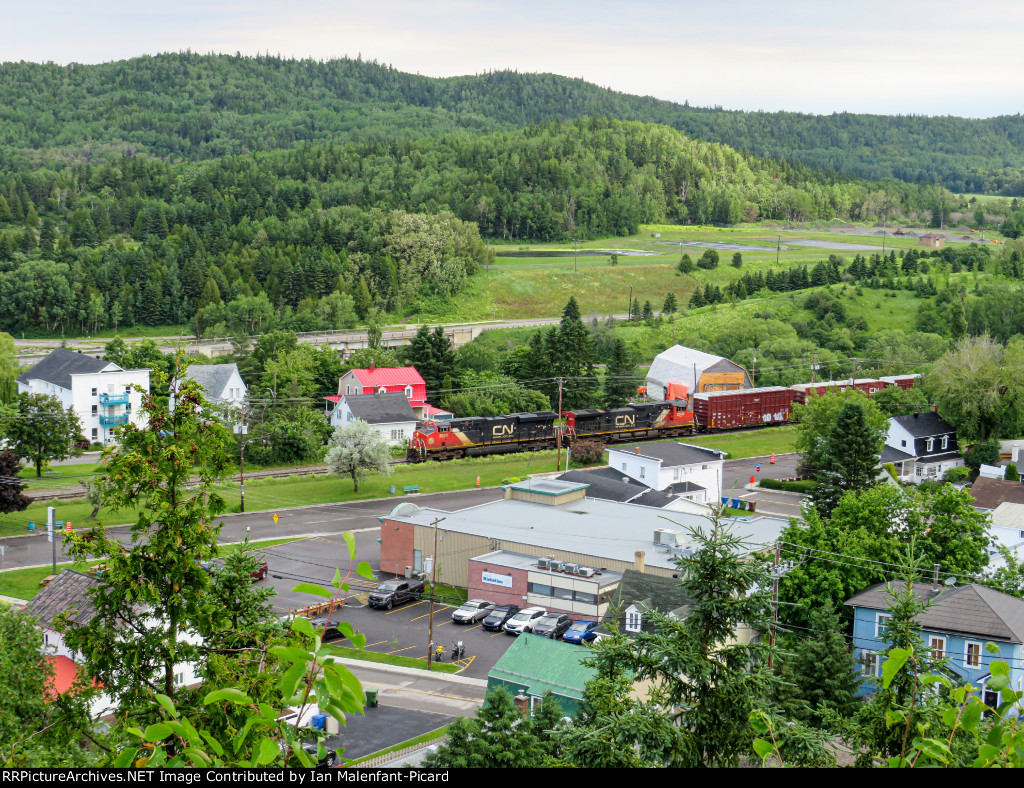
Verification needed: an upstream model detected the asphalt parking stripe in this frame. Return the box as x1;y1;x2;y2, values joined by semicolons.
386;645;423;655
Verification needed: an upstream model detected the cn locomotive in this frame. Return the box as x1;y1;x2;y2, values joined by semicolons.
406;373;920;463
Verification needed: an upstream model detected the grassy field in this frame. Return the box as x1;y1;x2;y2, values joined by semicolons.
1;450;597;537
0;537;300;601
684;425;798;459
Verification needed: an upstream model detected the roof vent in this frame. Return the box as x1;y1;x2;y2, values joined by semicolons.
634;446;641;454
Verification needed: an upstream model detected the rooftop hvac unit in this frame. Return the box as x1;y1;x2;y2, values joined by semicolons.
562;563;579;575
577;567;595;577
669;546;694;559
550;561;564;573
654;528;685;548
537;558;552;570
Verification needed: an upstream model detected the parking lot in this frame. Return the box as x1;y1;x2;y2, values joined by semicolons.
256;531;531;679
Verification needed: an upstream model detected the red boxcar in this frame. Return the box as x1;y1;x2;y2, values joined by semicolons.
693;387;797;429
880;374;921;390
790;378;885;404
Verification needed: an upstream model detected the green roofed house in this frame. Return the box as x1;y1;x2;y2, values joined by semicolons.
487;633;596;717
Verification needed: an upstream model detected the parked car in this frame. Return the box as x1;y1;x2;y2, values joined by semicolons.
481;604;520;631
503;607;548;636
309;612;348;640
368;578;426;610
451;599;495;624
563;620;600;644
531;613;573;639
300;741;338;768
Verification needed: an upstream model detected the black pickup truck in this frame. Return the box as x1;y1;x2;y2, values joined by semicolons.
368;578;425;610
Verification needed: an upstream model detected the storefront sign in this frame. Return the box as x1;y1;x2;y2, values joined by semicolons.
481;570;513;588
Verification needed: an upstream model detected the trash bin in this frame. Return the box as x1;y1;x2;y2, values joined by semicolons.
720;497;729;506
365;688;379;708
731;498;741;508
311;713;327;731
747;501;757;513
737;500;748;511
389;485;396;494
27;521;35;532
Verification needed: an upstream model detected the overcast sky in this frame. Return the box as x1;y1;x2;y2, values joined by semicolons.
4;1;1021;118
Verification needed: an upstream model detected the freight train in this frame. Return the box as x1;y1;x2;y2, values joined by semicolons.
405;373;920;462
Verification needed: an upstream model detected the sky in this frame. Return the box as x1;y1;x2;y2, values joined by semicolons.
3;0;1021;118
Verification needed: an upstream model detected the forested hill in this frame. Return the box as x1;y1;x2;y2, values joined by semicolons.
2;52;1024;194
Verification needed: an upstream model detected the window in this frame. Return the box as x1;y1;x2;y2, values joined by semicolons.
574;591;597;605
861;651;882;678
91;405;98;416
965;641;982;668
345;385;350;395
928;636;946;659
91;388;97;397
391;429;405;441
405;386;413;398
875;613;891;639
174;671;186;687
91;429;98;440
926;437;935;452
528;582;554;597
625;607;642;633
942;436;949;450
901;439;907;447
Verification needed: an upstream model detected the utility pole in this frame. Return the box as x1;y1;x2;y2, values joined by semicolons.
769;540;781;671
627;286;633;321
751;354;756;388
811;353;819;383
47;506;56;576
851;357;858;387
426;516;446;670
556;378;564;472
239;406;246;513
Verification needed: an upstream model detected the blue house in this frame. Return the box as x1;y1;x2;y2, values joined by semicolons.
846;582;1024;707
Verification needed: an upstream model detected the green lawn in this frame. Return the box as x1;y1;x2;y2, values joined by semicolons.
0;537;301;601
684;425;798;459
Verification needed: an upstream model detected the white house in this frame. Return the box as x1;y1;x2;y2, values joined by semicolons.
329;392;418;446
605;441;725;504
179;363;247;433
25;570;201;719
16;347;150;446
882;412;963;484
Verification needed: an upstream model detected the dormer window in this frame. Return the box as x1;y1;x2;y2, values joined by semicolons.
625;605;642;633
405;385;413;398
926;438;935;453
941;436;949;450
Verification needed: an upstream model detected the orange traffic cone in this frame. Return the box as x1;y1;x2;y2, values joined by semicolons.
476;475;481;488
770;453;776;465
749;476;755;485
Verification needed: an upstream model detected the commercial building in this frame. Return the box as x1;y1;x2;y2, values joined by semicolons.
378;478;787;619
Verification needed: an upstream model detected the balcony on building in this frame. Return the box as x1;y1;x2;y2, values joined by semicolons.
99;393;130;406
99;414;130;427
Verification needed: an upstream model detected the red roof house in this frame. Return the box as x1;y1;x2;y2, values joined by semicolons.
338;366;427;408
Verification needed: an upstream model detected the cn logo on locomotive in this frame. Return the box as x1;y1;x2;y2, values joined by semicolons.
492;424;515;437
614;415;637;427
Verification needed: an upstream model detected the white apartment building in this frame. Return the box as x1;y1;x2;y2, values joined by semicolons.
16;347;150;446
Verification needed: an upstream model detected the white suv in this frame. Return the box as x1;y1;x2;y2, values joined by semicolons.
503;607;548;636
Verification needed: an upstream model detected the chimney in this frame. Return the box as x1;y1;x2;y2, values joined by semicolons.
369;359;375;370
513;692;530;718
634;550;646;573
634;446;641;454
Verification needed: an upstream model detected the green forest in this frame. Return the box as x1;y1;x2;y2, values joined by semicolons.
2;53;1024;193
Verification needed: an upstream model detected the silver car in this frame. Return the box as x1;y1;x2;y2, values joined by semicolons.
503;607;548;635
451;599;496;624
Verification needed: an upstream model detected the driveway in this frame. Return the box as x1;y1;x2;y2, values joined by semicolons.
722;452;806;519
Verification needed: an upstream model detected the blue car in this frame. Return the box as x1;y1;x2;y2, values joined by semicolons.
562;620;600;644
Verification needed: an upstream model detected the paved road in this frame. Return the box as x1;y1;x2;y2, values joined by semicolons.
0;487;505;572
722;452;806;519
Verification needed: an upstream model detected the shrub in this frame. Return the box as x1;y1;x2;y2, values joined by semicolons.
1007;463;1020;481
759;478;816;494
943;466;971;483
570;440;606;465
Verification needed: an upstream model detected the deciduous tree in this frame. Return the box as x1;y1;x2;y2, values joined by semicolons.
325;418;392;492
2;393;82;477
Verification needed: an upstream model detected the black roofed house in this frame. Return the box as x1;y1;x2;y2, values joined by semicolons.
15;347;151;446
882;412;963;484
847;582;1024;704
555;467;708;514
173;362;247;432
605;440;725;503
329;392;418;446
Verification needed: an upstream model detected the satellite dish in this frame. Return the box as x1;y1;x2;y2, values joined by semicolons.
943;577;957;586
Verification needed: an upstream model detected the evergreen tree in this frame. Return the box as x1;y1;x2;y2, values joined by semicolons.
678;253;695;274
774;599;861;727
688;288;705;309
630;297;642;321
406;325;437;394
641;300;654;321
731;252;743;268
427;326;458;396
812;401;885;518
554;297;599;409
662;292;678;314
604;339;638;408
